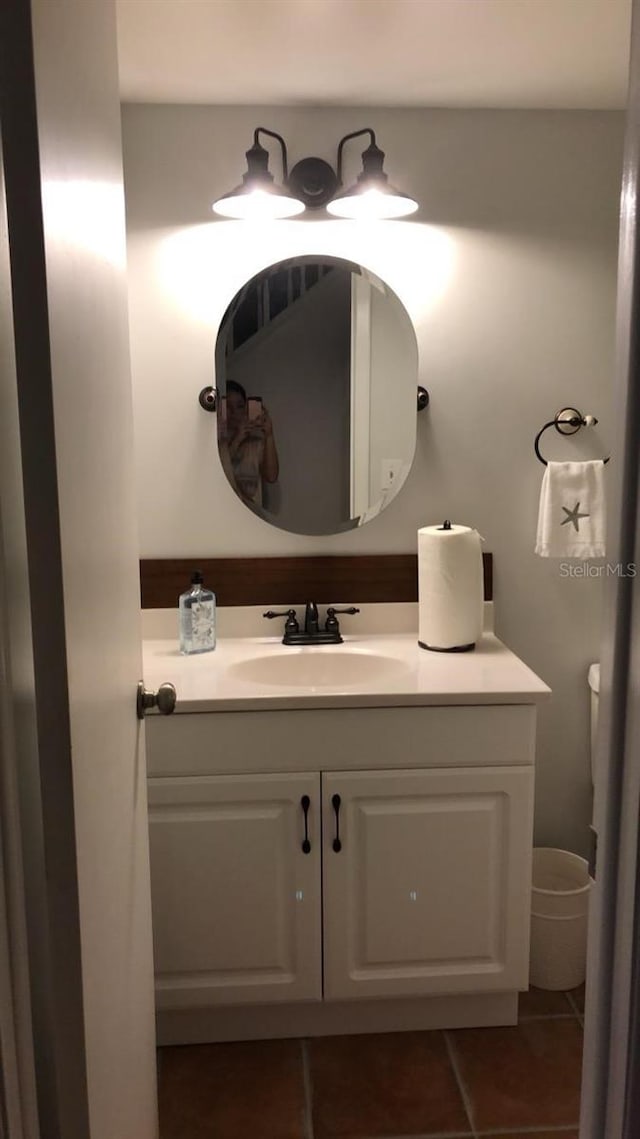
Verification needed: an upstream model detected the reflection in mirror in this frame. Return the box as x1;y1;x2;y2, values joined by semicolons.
215;255;418;536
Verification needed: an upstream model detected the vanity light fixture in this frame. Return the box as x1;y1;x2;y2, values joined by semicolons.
325;128;418;219
212;127;418;220
212;128;306;219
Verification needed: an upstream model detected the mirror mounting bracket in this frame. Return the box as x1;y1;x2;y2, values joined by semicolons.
199;386;217;412
200;385;429;414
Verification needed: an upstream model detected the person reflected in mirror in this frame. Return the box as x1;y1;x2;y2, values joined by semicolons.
219;380;279;506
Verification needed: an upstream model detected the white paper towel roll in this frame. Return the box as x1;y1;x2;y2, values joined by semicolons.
418;522;484;651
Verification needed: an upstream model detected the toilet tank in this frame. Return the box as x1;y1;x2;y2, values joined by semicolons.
588;663;600;784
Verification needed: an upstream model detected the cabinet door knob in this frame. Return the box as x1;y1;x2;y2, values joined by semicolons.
332;793;342;852
301;795;311;854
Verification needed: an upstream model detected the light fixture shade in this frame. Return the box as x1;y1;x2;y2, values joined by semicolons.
326;183;418;219
212;134;305;220
327;137;418;220
213;183;305;219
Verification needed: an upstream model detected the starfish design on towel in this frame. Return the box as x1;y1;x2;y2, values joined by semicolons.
561;502;590;532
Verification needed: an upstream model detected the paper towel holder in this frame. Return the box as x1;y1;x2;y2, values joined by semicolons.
419;639;476;653
418;520;483;654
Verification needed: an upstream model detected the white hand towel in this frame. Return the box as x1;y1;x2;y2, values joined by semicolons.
535;460;606;558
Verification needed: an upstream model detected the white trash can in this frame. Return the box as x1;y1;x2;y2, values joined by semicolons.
529;847;591;991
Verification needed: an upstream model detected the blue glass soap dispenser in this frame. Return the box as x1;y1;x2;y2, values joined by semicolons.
179;570;216;655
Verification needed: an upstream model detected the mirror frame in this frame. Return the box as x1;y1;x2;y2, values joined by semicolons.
213;253;419;535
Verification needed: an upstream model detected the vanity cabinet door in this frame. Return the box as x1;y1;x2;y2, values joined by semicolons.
148;772;322;1009
322;766;533;1001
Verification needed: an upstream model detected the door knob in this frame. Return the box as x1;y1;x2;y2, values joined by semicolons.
137;680;176;720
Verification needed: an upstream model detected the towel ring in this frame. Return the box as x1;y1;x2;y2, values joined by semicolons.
534;407;610;466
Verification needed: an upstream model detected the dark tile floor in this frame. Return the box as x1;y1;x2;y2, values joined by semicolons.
158;987;585;1139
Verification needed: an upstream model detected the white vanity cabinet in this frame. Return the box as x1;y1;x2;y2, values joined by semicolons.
148;772;322;1009
146;702;537;1040
321;766;533;1001
143;629;549;1042
148;762;533;1014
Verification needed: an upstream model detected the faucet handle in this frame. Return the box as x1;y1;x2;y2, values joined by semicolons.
263;609;299;635
325;606;360;634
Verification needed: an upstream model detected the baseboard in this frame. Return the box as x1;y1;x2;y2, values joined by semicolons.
156;991;518;1045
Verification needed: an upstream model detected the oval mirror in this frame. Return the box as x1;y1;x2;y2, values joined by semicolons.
215;255;418;535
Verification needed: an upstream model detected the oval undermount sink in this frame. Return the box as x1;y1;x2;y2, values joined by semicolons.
228;650;411;689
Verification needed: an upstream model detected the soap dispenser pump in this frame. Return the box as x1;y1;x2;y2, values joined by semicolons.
179;570;216;655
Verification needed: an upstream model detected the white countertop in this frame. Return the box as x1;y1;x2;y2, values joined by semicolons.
142;632;551;713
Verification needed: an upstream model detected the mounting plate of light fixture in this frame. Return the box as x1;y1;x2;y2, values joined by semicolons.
212;127;418;221
287;157;339;209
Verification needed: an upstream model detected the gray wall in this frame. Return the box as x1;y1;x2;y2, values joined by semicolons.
122;104;623;856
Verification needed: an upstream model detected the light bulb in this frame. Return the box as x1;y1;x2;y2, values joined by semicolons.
327;187;418;220
213;188;305;220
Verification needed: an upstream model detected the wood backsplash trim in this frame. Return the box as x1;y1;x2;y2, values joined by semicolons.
140;552;493;608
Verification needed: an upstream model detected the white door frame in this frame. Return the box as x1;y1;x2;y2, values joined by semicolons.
0;121;36;1139
0;534;40;1139
0;90;76;1139
4;0;640;1135
581;2;640;1135
0;1;157;1136
0;5;91;1130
